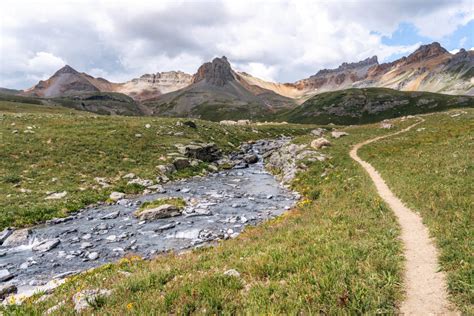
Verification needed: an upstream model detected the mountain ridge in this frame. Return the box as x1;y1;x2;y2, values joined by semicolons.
19;42;474;105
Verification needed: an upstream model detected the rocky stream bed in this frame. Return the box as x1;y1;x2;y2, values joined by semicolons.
0;139;302;302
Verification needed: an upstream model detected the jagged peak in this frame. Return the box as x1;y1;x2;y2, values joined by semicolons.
192;56;234;86
406;42;449;62
314;55;379;76
54;65;79;75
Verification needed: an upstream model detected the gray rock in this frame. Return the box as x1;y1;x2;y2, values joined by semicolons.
0;269;14;282
109;192;125;201
310;137;331;149
380;122;393;129
88;252;99;260
243;154;258;164
101;211;120;220
2;228;30;246
72;289;112;313
45;191;68;200
155;223;176;232
310;128;326;137
0;284;17;300
135;204;182;221
223;269;240;277
32;238;60;253
82;233;92;240
127;178;154;187
0;228;13;245
156;163;176;175
80;242;93;249
173;158;191;170
176;143;221;162
331;131;349;138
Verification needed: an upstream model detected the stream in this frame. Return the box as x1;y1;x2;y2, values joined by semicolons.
0;140;298;299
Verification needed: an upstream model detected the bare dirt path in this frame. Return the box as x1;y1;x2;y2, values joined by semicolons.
349;118;457;315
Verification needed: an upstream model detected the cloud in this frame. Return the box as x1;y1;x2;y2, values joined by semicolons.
0;0;472;88
27;52;66;75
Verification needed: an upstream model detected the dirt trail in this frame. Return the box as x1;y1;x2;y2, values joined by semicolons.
349;118;457;315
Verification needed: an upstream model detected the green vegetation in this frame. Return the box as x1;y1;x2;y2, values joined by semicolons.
51;92;143;116
137;197;186;213
1;97;471;313
277;88;474;125
6;117;420;315
0;102;312;229
359;109;474;313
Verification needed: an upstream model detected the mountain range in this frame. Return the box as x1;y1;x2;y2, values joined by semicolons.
8;42;473;121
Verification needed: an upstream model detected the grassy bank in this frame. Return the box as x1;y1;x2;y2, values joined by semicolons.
4;117;414;314
358;108;474;313
0;101;312;229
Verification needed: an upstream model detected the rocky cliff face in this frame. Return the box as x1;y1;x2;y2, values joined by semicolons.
291;55;379;94
116;71;193;101
192;56;235;86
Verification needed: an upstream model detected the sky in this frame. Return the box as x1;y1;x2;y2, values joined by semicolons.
0;0;473;89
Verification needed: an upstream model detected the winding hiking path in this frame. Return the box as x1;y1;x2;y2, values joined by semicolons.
349;118;457;315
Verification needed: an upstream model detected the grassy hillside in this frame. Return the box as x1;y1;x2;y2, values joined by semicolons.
277;88;474;125
0;92;144;116
5;115;415;315
359;109;474;313
0;103;312;229
145;78;296;121
51;92;144;116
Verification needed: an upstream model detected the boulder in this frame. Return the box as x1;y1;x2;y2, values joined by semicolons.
310;128;326;137
45;191;67;200
220;120;237;125
72;289;112;313
88;252;99;260
101;211;120;220
32;239;60;253
224;269;240;277
127;178;154;187
0;269;14;282
331;131;349;138
109;192;125;201
380;122;393;129
243;154;258;164
183;121;197;128
0;284;17;300
176;143;222;162
135;204;182;221
311;138;331;149
173;158;191;170
2;228;30;246
156;163;176;175
0;228;13;245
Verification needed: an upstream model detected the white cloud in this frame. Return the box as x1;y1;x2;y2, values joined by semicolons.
27;52;66;75
0;0;472;88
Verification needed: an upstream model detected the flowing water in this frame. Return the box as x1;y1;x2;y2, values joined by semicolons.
0;141;297;297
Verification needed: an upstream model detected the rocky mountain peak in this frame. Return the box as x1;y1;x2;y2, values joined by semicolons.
192;56;235;86
54;65;79;75
405;42;449;64
314;55;379;76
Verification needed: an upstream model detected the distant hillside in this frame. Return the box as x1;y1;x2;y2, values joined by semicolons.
51;92;146;116
0;87;22;95
278;88;474;125
144;56;296;121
